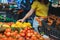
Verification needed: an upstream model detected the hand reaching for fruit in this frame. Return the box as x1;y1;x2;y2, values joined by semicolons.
17;19;25;22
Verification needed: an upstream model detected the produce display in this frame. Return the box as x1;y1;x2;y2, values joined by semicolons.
0;27;44;40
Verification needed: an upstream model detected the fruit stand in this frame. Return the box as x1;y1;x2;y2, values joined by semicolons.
1;0;60;40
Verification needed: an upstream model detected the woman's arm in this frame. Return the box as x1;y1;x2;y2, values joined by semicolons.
18;8;35;22
23;8;35;20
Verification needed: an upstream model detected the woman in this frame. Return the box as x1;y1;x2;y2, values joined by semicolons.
18;0;49;32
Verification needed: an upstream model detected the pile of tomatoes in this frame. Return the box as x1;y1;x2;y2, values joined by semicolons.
0;27;44;40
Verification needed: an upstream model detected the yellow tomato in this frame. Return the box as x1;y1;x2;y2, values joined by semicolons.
2;24;10;28
15;21;23;27
16;23;23;28
16;21;21;24
11;24;16;27
23;24;27;28
22;22;32;28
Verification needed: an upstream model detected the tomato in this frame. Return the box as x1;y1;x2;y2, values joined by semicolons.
11;32;17;36
19;32;25;37
31;36;38;40
26;37;30;40
24;28;28;31
7;37;13;40
7;23;11;26
34;32;38;35
0;34;2;38
27;27;31;30
10;32;14;36
1;37;7;40
7;22;14;26
27;30;31;33
22;30;26;33
5;32;11;37
39;37;44;40
5;28;11;32
30;30;34;33
18;37;25;40
15;30;18;33
26;33;31;37
36;34;41;38
16;34;20;39
32;34;36;37
30;32;34;36
20;30;23;33
10;22;14;25
24;27;30;31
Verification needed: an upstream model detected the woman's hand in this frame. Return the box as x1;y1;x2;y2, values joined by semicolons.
18;19;25;22
17;9;34;22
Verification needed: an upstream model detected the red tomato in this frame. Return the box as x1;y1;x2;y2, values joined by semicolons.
7;23;11;26
20;30;23;33
10;32;14;36
25;36;30;39
16;34;20;39
30;38;35;40
18;37;25;40
4;32;6;34
5;32;11;37
26;37;30;40
24;27;30;31
30;30;34;33
5;28;11;32
24;28;28;31
31;36;38;40
26;33;31;37
14;30;18;33
36;34;41;39
34;32;38;35
22;30;26;33
11;32;17;36
30;32;34;36
10;22;14;25
7;37;13;40
27;27;31;30
19;32;25;37
39;37;44;40
27;30;31;33
0;34;2;38
2;37;7;40
32;34;36;37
